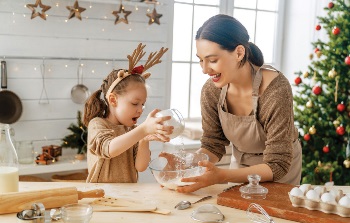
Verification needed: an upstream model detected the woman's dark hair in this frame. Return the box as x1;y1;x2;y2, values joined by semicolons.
83;70;145;126
196;14;264;67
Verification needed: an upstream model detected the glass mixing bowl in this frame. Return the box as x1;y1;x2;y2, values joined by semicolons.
149;152;208;190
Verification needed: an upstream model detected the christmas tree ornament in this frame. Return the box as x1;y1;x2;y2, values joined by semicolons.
344;159;350;168
315;25;321;30
314;48;320;53
294;76;302;85
309;125;317;135
304;133;311;141
146;7;162;25
337;101;346;112
336;125;345;136
26;0;51;20
332;26;340;35
303;71;309;78
112;1;132;24
328;2;334;8
323;145;330;153
312;85;322;95
316;51;322;58
66;0;86;20
306;100;313;108
334;77;339;102
328;68;337;78
309;53;314;60
345;55;350;65
333;120;340;127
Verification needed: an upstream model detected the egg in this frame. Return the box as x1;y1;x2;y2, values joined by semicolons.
338;196;350;207
329;189;341;198
299;184;311;194
290;187;304;197
321;192;336;204
313;186;325;196
306;189;319;200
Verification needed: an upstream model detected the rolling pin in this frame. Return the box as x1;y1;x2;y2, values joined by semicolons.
0;187;104;215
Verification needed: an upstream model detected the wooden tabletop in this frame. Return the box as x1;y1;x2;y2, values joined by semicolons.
0;182;336;223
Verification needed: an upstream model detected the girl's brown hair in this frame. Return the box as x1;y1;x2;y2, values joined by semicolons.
83;69;145;126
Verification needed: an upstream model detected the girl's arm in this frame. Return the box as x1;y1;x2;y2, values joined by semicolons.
134;138;151;171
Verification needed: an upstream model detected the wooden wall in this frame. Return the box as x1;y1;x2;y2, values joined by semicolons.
0;0;172;150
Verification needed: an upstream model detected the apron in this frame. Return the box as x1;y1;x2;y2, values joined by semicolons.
218;65;301;185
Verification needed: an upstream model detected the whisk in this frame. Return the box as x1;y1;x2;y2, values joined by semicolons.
246;203;275;223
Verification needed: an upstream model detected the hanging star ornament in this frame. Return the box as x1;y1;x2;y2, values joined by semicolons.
26;0;51;20
66;0;86;20
146;8;162;25
112;4;132;24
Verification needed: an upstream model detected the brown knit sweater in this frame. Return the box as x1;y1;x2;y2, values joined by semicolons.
86;117;138;183
200;73;298;181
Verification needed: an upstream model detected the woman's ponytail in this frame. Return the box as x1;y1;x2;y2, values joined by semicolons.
247;42;264;66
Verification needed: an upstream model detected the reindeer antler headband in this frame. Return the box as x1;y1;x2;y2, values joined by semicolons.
106;43;168;98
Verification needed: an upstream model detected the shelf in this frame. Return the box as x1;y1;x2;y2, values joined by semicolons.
19;155;87;175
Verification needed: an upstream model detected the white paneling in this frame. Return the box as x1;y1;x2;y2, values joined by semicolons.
1;0;171;153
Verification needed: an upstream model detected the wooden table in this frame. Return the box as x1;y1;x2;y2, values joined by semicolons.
1;182;344;223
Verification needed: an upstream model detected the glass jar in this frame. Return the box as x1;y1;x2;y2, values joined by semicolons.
17;141;34;164
0;124;19;193
155;109;185;139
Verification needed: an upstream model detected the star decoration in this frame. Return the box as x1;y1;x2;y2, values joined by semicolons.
26;0;51;20
146;8;162;25
112;4;132;24
66;0;86;20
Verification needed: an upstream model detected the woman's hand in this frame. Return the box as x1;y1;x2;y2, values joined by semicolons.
176;160;224;193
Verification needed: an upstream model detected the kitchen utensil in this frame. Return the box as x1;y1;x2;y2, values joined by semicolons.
0;60;23;124
191;204;226;223
39;60;49;104
71;63;90;104
91;196;171;215
0;187;104;215
155;109;185;139
149;152;208;190
175;195;212;210
246;203;275;223
61;203;93;223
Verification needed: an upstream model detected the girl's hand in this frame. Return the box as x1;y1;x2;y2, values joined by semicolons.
176;160;223;193
143;133;170;142
141;109;174;137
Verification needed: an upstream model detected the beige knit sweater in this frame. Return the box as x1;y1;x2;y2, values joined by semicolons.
86;117;138;183
200;73;298;181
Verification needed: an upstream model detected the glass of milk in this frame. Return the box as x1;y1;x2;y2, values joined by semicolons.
0;124;19;193
156;109;185;139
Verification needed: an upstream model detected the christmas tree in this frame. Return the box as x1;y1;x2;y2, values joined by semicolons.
61;111;88;154
293;0;350;185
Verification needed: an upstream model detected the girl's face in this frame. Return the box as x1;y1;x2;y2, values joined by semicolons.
111;82;147;127
196;39;242;88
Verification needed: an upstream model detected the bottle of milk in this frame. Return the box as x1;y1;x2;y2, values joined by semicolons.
0;124;19;193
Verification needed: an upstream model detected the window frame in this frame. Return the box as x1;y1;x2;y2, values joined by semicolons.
170;0;285;120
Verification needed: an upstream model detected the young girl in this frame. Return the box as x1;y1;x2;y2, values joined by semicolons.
83;43;172;183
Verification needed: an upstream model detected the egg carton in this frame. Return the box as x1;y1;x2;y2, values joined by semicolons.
288;185;350;218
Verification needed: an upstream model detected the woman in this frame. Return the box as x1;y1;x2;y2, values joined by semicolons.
176;14;301;193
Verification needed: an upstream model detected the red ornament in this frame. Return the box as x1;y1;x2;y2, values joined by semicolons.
328;2;334;8
314;48;320;53
294;77;302;85
336;126;345;136
315;25;321;31
332;27;340;35
323;145;330;153
132;65;144;74
337;102;346;112
345;55;350;65
312;85;322;95
304;134;311;141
